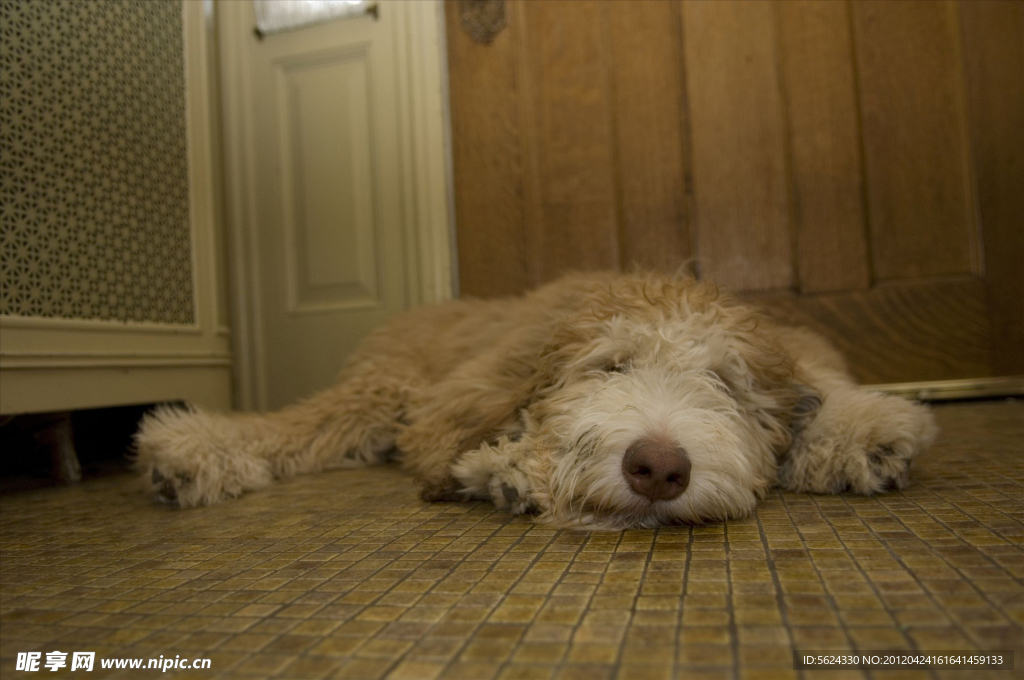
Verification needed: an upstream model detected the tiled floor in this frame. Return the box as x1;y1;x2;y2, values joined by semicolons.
1;400;1022;680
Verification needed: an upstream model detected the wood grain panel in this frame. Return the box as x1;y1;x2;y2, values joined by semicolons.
520;0;618;283
777;1;870;294
851;0;977;281
445;2;529;298
445;0;1014;384
959;0;1024;376
681;0;793;292
605;1;690;272
752;279;993;384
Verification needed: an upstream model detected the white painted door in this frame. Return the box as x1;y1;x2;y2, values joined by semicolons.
230;3;415;409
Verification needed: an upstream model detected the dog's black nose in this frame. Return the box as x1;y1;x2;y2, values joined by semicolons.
622;438;690;501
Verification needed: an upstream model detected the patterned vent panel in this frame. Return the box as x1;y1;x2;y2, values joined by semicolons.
0;0;195;324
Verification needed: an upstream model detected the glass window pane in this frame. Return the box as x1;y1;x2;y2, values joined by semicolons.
253;0;370;36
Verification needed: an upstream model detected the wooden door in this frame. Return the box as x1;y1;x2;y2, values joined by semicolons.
444;0;1023;386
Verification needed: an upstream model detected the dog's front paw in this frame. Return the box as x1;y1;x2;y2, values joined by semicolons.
451;439;538;515
135;406;273;507
864;443;913;492
419;475;463;502
149;468;192;505
489;465;538;515
781;391;937;495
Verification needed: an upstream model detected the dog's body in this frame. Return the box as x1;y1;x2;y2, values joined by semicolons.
137;272;936;529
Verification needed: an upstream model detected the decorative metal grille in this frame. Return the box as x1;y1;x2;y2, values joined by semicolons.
0;0;195;324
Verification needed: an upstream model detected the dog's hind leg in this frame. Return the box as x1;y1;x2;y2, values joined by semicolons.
135;360;420;507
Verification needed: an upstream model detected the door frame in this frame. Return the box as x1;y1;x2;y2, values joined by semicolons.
214;0;456;410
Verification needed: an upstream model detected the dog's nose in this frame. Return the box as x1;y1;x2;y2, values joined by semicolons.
622;438;691;501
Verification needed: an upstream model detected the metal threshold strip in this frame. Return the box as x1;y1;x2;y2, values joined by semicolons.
873;376;1024;402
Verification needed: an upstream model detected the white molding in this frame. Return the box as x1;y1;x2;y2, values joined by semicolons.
435;0;459;298
1;351;234;370
1;365;232;415
182;0;205;329
184;0;231;340
394;0;456;306
215;0;266;411
0;314;203;334
286;299;383;316
873;376;1024;401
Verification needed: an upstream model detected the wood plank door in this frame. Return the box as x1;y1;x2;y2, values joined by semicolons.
444;0;1023;386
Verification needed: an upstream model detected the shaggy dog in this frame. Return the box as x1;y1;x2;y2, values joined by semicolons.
136;272;936;529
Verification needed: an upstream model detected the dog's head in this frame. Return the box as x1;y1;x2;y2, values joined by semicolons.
518;276;808;529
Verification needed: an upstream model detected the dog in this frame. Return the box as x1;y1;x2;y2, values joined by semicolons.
136;271;936;529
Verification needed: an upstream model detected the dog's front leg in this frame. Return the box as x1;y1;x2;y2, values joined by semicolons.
779;384;936;495
773;327;937;495
451;436;539;515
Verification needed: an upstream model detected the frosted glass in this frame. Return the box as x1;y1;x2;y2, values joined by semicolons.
254;0;370;36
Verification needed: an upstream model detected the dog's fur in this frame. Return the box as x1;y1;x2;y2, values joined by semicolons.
136;272;936;529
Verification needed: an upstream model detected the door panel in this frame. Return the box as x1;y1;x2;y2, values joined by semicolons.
959;1;1024;376
445;0;1023;385
850;0;979;281
520;1;620;280
606;1;691;271
681;1;794;291
777;0;871;294
278;48;380;312
444;2;530;298
754;279;993;384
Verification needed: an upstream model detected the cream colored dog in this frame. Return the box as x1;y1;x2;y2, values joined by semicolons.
136;272;936;529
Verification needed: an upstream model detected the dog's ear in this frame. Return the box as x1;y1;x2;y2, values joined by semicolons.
712;308;807;452
790;385;822;435
528;320;596;396
524;303;632;402
714;325;795;403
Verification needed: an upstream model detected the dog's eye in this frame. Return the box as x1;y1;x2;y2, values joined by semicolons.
606;363;628;374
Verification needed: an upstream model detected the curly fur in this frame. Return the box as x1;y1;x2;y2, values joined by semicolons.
135;272;936;529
